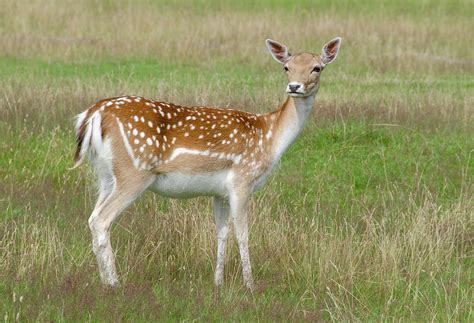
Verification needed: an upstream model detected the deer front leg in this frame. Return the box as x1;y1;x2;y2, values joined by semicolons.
229;189;254;290
213;196;230;287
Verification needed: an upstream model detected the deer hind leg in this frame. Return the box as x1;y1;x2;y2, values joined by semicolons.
229;189;254;290
88;172;152;286
213;196;230;287
93;157;116;209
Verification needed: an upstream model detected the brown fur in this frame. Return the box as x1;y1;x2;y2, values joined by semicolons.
75;95;275;177
155;154;232;173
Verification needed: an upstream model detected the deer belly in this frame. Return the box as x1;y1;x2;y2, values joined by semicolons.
149;170;230;198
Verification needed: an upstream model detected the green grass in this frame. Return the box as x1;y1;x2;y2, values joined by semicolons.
284;124;471;204
1;121;471;321
0;0;472;321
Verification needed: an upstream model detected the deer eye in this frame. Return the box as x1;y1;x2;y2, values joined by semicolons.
312;66;321;73
283;66;289;72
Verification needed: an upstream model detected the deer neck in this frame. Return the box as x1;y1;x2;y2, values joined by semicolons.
265;94;315;163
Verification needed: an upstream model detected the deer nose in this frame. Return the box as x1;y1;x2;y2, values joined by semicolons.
288;84;301;92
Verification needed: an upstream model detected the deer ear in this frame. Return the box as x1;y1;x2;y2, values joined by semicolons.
321;37;342;65
265;39;291;64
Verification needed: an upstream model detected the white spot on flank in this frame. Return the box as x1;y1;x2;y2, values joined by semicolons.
132;129;138;136
148;121;153;128
134;116;139;122
140;132;145;138
146;138;153;145
167;147;241;164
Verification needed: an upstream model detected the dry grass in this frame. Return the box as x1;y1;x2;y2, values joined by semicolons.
1;0;472;72
1;174;472;320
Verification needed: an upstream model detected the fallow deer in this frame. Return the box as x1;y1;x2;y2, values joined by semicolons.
73;37;341;289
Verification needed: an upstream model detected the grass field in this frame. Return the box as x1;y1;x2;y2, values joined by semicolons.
0;0;473;321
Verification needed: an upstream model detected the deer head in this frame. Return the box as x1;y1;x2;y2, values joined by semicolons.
265;37;342;98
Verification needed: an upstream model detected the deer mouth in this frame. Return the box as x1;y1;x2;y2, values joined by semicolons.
287;90;306;97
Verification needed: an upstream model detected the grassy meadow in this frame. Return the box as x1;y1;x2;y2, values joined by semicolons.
0;0;473;321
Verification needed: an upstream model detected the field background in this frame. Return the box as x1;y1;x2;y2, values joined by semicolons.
0;0;472;321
